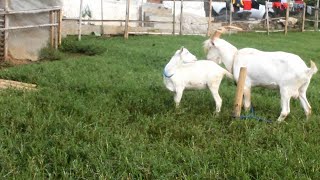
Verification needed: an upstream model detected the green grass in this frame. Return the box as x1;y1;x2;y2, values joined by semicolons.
0;32;319;179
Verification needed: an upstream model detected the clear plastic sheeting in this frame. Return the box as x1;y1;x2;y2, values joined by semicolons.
3;0;62;61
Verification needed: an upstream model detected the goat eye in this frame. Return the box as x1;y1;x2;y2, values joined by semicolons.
211;41;215;46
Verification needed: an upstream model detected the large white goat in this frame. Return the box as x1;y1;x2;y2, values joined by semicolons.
163;47;233;112
203;27;318;121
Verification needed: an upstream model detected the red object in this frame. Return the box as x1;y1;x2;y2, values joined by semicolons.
243;0;252;10
282;3;288;9
273;2;282;8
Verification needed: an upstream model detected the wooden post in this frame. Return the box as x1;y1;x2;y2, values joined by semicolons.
315;0;319;31
140;0;144;27
229;2;232;26
180;0;183;35
54;11;58;49
284;0;290;35
50;11;55;48
78;0;83;41
124;0;130;39
0;79;37;90
233;67;247;118
4;0;9;61
265;1;270;35
226;1;228;21
173;0;176;35
207;0;212;36
100;0;104;35
2;24;60;31
301;2;306;32
58;9;62;46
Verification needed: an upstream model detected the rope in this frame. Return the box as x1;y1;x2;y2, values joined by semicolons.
163;69;174;78
239;105;273;123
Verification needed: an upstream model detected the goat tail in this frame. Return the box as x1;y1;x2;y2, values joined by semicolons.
308;60;318;76
224;70;234;80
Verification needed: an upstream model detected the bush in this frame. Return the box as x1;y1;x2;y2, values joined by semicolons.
39;47;63;61
60;38;106;56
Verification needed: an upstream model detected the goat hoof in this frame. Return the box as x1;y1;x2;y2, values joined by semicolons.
175;107;185;114
277;117;287;123
276;121;288;125
213;111;220;116
277;112;289;122
306;110;312;119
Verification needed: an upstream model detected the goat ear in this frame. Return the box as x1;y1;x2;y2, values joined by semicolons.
210;33;215;39
213;30;223;39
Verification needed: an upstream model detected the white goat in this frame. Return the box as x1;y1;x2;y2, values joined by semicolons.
163;47;233;112
203;27;318;121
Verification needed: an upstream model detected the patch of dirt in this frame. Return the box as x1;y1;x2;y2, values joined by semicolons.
0;56;34;69
9;58;33;66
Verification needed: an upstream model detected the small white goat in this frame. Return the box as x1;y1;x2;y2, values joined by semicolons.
204;27;318;121
163;47;233;112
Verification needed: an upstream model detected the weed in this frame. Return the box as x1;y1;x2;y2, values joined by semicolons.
60;36;106;56
39;47;63;61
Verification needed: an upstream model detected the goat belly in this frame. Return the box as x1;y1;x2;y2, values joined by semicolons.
185;81;207;89
253;82;279;89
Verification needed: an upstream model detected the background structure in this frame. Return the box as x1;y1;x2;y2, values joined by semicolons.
0;0;62;61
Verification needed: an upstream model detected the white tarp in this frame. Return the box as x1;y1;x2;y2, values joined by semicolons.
163;1;205;17
63;0;141;26
61;0;206;23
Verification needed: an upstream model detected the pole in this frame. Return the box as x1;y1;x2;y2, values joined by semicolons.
173;0;176;35
50;11;54;48
141;0;144;27
266;1;270;35
4;0;9;61
101;0;104;35
233;67;247;118
58;9;63;46
54;11;58;49
0;23;58;31
226;1;228;22
207;0;212;36
301;2;306;32
78;0;83;41
124;0;130;39
229;2;232;26
315;0;319;31
180;0;183;35
284;0;290;35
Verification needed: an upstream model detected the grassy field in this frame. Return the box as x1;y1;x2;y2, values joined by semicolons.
0;32;319;179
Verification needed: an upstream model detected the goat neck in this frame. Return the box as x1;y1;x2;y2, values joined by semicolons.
164;54;182;78
213;38;238;73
